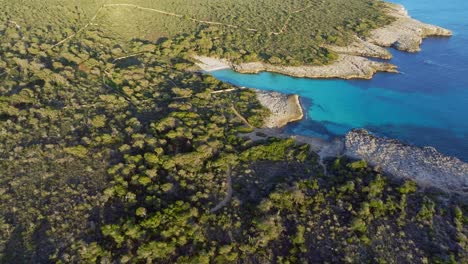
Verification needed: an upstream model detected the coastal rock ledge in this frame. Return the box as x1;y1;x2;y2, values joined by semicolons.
193;54;397;80
345;129;468;194
255;90;304;128
232;55;397;80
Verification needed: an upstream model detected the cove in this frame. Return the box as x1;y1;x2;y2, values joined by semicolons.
211;0;468;161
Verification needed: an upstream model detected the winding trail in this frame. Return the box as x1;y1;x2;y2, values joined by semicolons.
110;52;149;64
103;52;240;101
50;3;259;49
101;3;257;31
50;2;321;49
271;3;317;35
50;6;103;50
172;88;240;100
231;105;254;128
210;88;238;94
210;166;233;213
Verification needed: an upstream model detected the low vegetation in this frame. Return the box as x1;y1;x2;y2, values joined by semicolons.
1;0;393;65
0;0;466;263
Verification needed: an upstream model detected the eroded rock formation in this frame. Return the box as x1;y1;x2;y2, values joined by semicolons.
345;129;468;194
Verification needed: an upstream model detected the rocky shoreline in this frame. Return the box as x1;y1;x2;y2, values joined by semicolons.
194;3;452;126
194;53;397;80
231;55;398;80
245;128;468;194
196;3;466;194
345;129;468;194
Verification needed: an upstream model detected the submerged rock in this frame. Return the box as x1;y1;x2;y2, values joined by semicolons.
255;90;304;128
345;129;468;194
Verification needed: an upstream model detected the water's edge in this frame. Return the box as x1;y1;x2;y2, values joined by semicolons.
209;1;468;163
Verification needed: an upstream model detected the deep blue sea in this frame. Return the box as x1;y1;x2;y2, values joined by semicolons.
212;0;468;161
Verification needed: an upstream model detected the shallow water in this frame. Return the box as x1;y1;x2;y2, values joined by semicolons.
212;0;468;161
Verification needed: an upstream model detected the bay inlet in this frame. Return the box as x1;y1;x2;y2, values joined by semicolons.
211;0;468;161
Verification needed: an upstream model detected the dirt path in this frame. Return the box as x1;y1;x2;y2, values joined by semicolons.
172;88;240;100
51;3;257;49
230;105;254;128
102;3;256;31
210;166;233;213
210;88;238;94
271;4;316;35
50;6;103;50
51;2;317;49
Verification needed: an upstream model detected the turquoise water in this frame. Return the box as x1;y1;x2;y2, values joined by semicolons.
212;0;468;161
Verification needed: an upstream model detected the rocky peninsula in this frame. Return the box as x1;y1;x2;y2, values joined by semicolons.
231;55;397;80
255;91;304;128
367;3;453;52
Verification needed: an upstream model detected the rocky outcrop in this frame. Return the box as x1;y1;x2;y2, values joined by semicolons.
367;3;452;52
232;55;398;80
345;129;468;194
327;3;452;56
243;128;468;194
327;37;392;59
255;90;304;128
